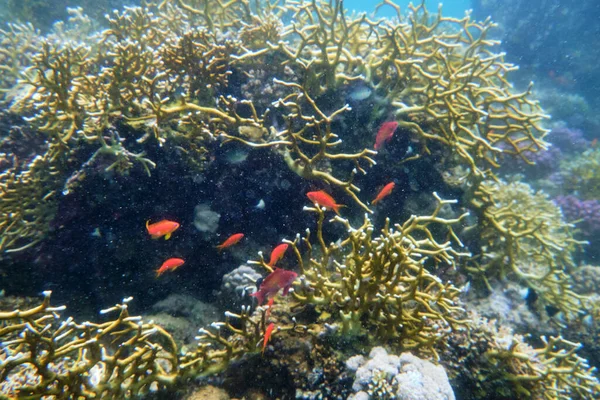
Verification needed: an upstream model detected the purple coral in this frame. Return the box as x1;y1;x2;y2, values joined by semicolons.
554;195;600;238
522;145;562;172
502;125;590;177
546;126;589;153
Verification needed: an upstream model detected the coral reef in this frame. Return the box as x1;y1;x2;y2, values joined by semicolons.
145;294;220;345
465;282;543;335
0;291;179;398
1;0;598;398
485;329;599;398
0;145;65;253
0;23;40;101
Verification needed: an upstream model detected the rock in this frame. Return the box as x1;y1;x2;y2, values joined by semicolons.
193;203;220;239
184;385;230;400
146;294;219;345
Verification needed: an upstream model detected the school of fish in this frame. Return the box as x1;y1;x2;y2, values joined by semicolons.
145;121;402;353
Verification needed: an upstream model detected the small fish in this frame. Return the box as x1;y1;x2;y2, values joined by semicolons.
146;219;180;240
156;257;185;277
268;243;288;267
223;148;249;164
216;233;244;252
592;138;598;148
372;182;395;205
254;199;266;209
251;268;298;305
347;85;373;102
306;190;344;215
262;322;275;354
374;121;399;150
265;296;275;321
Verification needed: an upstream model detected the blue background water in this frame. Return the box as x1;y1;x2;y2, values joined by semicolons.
344;0;472;18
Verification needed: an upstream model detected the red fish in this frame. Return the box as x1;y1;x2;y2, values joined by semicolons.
265;296;275;321
374;121;399;150
262;322;275;354
372;182;395;205
251;268;298;305
216;233;244;252
156;257;185;277
146;219;180;240
306;190;344;215
268;243;289;267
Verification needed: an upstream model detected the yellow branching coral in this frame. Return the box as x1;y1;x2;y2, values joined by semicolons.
2;0;550;245
0;292;274;398
468;180;588;319
0;291;179;398
266;0;379;94
12;41;94;143
449;313;600;399
485;330;600;399
160;30;234;100
0;145;64;254
0;23;40;101
3;0;544;222
251;193;470;357
180;305;270;377
222;78;377;212
372;2;549;176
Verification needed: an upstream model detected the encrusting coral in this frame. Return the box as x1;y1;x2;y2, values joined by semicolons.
558;148;600;201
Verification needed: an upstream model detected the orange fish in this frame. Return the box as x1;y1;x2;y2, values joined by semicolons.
251;268;298;305
372;182;395;205
592;138;598;148
374;121;399;150
156;257;185;277
262;322;275;354
216;233;244;252
268;243;288;267
146;219;180;240
306;190;344;215
265;296;275;321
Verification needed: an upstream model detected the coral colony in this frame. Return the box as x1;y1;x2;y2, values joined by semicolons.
1;1;599;399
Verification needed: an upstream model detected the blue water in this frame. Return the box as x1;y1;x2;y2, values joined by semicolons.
345;0;472;18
